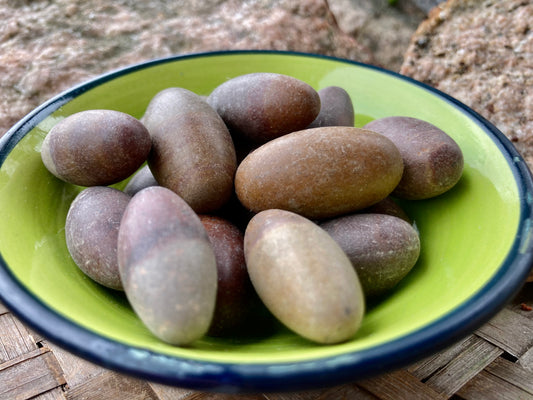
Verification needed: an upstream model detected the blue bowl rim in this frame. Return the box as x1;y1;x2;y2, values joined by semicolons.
0;49;532;393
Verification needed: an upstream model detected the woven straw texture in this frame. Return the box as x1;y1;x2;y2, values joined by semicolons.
1;283;532;399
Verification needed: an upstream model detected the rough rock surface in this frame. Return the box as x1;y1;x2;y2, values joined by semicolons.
328;0;427;70
0;0;374;136
401;0;533;166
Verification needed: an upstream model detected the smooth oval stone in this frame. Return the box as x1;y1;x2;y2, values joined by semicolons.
142;88;237;213
235;127;404;219
363;116;464;199
321;213;420;297
41;109;151;186
244;209;365;344
65;186;130;290
117;186;217;346
308;86;355;128
207;73;320;143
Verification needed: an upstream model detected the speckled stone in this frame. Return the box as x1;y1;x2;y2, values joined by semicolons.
400;0;533;167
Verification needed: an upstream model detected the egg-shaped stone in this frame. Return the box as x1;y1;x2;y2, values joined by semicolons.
235;127;404;219
308;86;354;128
65;186;130;290
364;116;463;199
207;73;320;143
244;209;365;344
321;213;420;297
117;186;217;346
41;110;151;186
142;87;237;213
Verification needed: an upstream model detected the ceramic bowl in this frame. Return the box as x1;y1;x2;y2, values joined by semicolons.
0;51;532;393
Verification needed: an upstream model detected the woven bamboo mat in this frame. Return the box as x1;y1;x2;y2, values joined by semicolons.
1;282;532;400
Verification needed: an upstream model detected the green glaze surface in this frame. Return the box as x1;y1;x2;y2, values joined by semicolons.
0;53;520;364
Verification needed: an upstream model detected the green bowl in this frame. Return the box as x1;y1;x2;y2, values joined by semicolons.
1;51;532;392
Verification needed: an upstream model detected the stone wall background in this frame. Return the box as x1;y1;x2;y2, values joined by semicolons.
0;0;433;135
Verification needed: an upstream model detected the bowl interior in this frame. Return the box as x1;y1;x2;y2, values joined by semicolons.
0;52;522;365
